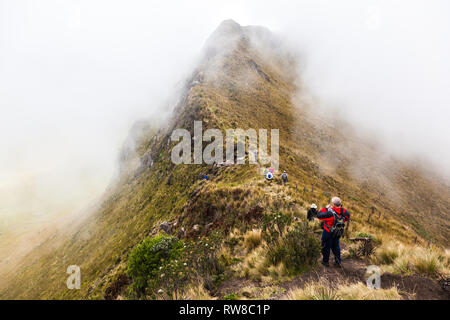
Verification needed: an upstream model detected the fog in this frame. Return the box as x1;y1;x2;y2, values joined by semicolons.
1;0;449;230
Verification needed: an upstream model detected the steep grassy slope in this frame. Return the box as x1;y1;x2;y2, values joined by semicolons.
0;20;448;299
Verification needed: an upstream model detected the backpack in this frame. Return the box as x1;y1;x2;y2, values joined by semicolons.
281;173;288;181
329;208;346;238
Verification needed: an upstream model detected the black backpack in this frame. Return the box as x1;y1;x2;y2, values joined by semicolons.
329;208;346;238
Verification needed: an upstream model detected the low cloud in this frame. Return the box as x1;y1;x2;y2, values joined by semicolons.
0;0;449;243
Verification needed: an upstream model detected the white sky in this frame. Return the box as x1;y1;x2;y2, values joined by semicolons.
0;0;449;220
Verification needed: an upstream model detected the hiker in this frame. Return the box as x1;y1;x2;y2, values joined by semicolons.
281;170;288;185
307;203;318;221
264;167;274;180
316;197;350;267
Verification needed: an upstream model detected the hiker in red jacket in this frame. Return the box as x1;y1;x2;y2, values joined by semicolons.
316;197;350;267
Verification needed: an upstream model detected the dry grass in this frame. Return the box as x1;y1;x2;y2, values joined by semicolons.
234;245;268;281
217;244;234;266
237;285;285;299
373;241;449;277
243;229;262;251
227;225;292;283
337;282;402;300
374;241;399;264
282;279;402;300
265;263;286;282
181;282;217;300
283;279;338;300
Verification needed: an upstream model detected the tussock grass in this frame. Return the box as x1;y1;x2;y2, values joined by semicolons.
217;244;234;266
181;282;216;300
411;247;440;276
374;241;399;265
266;263;285;281
282;279;402;300
235;246;269;281
337;282;402;300
243;229;262;251
282;279;338;300
373;241;449;277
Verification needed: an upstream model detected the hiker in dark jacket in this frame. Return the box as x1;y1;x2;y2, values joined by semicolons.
316;197;350;267
281;171;288;185
307;203;318;221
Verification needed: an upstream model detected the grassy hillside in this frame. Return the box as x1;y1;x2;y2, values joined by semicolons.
0;20;448;300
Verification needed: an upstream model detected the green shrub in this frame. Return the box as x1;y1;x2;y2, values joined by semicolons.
267;222;321;275
127;235;184;297
356;232;378;243
224;292;239;300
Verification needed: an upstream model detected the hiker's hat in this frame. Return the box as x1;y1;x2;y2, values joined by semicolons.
331;197;341;206
311;203;317;209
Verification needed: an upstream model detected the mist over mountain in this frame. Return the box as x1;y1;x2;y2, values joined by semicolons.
0;18;448;300
1;1;449;232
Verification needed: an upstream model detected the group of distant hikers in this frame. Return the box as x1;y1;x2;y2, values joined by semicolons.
272;170;351;267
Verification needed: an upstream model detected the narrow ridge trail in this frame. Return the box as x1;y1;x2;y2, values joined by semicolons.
215;257;449;300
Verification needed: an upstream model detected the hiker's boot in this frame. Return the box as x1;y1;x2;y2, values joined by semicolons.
321;261;330;267
333;260;342;268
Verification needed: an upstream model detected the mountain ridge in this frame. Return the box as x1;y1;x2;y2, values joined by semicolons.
0;20;448;300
